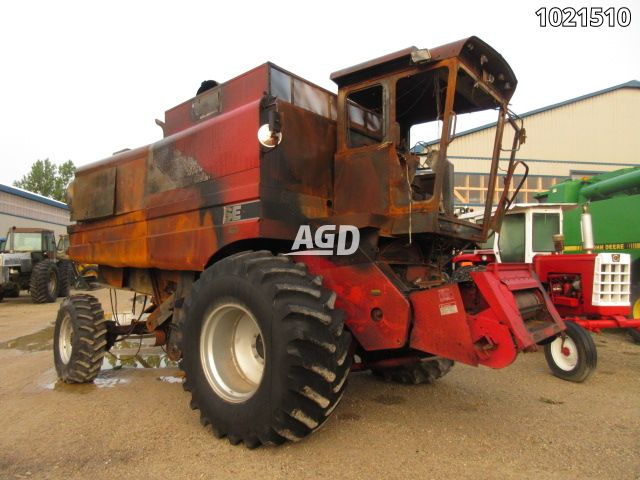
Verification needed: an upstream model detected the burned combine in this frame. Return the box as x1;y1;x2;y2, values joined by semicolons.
55;37;576;447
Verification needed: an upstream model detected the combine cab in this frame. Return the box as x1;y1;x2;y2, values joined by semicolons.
55;37;570;447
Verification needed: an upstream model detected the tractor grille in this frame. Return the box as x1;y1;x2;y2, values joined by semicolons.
592;253;631;306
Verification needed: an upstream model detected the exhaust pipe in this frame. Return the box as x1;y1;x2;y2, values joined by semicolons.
580;204;594;254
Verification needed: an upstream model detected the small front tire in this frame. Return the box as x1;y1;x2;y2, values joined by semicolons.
544;321;597;382
54;295;108;383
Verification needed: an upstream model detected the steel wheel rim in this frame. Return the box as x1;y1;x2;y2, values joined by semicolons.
58;313;73;364
549;335;578;371
200;303;265;403
48;270;58;297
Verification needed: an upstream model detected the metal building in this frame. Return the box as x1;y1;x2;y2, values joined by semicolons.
0;184;70;238
439;80;640;207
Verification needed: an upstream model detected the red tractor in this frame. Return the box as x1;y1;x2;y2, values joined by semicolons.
454;204;638;381
54;37;583;447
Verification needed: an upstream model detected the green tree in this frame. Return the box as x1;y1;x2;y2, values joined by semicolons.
13;159;75;202
54;160;76;201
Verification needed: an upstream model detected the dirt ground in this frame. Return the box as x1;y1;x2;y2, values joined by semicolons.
0;289;638;480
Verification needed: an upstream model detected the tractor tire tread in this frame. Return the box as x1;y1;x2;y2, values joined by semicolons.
30;260;59;303
57;260;73;297
180;250;351;448
544;320;597;382
54;294;107;383
372;358;454;384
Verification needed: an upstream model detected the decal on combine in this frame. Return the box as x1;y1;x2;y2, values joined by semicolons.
439;303;459;316
220;201;261;224
288;225;360;256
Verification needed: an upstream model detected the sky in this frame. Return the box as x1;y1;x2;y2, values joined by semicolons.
0;0;638;187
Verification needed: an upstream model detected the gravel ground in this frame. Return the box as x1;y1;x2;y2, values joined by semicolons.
0;289;639;480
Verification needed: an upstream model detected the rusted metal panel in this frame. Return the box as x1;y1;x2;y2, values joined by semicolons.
330;46;418;86
262;101;335;199
147;216;260;271
114;153;147;215
70;94;261;270
191;88;221;121
70;167;116;221
98;265;124;288
334;143;393;216
70;199;261;271
147;141;211;195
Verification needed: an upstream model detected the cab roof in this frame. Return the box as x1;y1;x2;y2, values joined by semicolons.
330;36;517;101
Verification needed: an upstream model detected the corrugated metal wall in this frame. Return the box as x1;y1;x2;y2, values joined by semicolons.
448;87;639;175
0;191;70;238
445;86;639;205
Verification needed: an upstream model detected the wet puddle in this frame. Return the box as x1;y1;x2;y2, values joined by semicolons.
101;338;178;371
157;375;184;384
0;325;177;370
36;368;184;394
3;322;183;391
0;326;55;351
42;373;131;394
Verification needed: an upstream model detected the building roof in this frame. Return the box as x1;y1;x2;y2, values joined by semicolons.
0;183;69;210
427;79;640;144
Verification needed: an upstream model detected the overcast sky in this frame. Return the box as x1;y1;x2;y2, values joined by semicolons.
1;0;638;187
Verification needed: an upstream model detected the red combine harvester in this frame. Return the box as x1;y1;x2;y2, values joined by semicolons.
55;37;582;447
454;204;639;381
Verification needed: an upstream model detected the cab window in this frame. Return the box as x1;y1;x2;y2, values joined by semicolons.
396;67;448;155
498;213;526;263
346;85;384;148
532;213;560;252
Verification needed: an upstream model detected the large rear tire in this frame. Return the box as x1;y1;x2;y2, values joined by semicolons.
544;321;597;382
30;259;59;303
372;358;453;384
180;251;352;448
53;294;108;383
56;260;73;297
